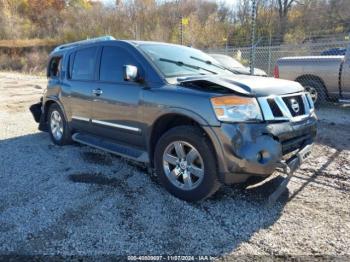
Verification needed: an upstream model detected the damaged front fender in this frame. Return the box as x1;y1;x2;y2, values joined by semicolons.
219;123;282;176
234;134;282;175
211;116;317;184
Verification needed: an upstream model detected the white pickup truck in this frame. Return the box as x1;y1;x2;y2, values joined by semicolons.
274;44;350;105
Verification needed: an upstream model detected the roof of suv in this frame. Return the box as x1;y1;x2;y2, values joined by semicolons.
51;36;182;56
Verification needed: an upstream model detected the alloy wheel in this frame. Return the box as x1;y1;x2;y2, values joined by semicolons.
50;110;64;141
162;141;204;191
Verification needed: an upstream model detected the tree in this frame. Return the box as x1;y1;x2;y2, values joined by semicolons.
276;0;298;43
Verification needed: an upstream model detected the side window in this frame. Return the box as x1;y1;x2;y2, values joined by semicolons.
100;46;138;82
71;47;97;81
48;56;62;78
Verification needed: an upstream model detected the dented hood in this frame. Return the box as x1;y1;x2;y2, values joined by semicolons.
177;74;304;97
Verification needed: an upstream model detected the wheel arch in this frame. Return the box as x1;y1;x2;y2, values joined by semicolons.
148;111;221;170
295;74;328;96
43;97;68;123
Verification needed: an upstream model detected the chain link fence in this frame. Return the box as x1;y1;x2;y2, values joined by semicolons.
206;40;349;106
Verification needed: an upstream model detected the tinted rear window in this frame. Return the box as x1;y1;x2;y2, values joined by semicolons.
71;47;97;81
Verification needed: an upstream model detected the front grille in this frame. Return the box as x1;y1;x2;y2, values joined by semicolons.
257;92;314;122
282;95;305;117
267;98;283;117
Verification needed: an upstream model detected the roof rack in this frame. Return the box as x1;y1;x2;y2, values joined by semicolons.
52;36;115;53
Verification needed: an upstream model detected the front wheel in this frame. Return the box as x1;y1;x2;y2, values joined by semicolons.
48;104;72;146
154;126;220;202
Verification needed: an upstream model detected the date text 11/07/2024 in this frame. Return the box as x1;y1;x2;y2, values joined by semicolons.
127;255;218;261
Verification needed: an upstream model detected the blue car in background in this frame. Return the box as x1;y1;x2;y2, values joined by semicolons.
321;48;347;56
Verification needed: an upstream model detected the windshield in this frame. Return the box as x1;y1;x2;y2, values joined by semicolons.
210;54;245;69
139;44;231;78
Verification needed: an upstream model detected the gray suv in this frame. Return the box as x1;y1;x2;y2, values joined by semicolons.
30;36;317;202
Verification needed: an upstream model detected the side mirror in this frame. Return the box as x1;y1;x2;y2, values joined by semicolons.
123;65;139;82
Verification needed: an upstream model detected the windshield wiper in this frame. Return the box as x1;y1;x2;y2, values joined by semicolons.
159;58;217;75
190;56;226;70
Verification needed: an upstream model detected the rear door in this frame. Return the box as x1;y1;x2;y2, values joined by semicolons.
68;46;98;131
90;45;144;147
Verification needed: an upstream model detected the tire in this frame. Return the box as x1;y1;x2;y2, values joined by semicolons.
47;103;72;146
154;125;220;202
299;79;327;107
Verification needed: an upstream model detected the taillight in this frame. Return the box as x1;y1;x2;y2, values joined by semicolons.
274;65;279;78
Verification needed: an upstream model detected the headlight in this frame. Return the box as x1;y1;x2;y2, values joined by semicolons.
211;95;263;122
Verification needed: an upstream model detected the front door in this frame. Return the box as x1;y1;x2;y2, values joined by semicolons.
68;46;98;131
91;45;144;147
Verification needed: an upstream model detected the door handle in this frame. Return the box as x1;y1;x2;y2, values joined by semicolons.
92;88;103;96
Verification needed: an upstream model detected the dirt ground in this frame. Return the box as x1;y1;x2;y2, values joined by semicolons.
0;72;349;259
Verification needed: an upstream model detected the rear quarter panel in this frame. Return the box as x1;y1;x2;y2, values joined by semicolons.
277;56;344;96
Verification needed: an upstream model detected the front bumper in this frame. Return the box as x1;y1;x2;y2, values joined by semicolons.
207;115;317;184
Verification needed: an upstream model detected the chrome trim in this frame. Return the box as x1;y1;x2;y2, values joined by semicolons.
92;89;103;95
258;92;314;122
275;96;292;118
301;94;310;115
339;99;350;104
91;119;140;132
306;93;315;109
257;97;274;120
72;115;90;122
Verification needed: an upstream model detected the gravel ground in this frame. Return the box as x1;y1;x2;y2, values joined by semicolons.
0;72;349;259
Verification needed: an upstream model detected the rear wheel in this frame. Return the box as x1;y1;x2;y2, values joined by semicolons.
48;104;72;146
154;126;220;202
299;79;327;107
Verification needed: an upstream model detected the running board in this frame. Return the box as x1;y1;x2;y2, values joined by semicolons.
72;133;149;163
